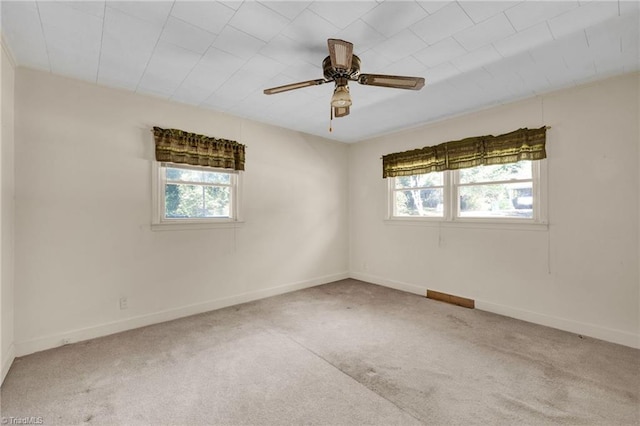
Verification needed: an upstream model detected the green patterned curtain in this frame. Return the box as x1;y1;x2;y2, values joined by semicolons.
153;127;245;171
382;127;546;178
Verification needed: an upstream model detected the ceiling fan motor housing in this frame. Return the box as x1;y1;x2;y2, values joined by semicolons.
323;55;361;81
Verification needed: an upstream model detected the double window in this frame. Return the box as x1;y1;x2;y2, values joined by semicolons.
389;160;545;223
154;162;240;225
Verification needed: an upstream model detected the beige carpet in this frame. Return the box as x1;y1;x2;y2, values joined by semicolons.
1;279;638;425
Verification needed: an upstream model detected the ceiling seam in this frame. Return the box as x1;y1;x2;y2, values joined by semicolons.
189;2;306;110
94;1;107;84
258;1;310;21
0;34;18;69
169;53;222;104
163;14;219;53
34;1;52;73
545;21;556;41
583;30;590;48
455;1;476;24
195;59;251;110
504;11;517;33
133;1;176;93
161;3;246;101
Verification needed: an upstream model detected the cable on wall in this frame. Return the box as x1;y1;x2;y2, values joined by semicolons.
541;95;552;275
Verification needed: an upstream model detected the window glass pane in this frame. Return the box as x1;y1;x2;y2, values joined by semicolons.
459;161;532;184
203;170;231;184
458;182;533;218
394;189;444;217
166;167;201;183
205;186;230;217
394;172;443;189
165;184;230;218
165;167;230;184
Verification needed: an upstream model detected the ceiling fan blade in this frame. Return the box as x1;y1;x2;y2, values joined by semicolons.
328;39;353;70
264;79;327;95
334;106;350;118
358;74;425;90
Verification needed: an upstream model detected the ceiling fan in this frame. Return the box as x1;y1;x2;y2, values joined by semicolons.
263;39;425;120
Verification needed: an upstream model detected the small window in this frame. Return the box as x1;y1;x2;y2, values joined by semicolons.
154;162;240;224
388;160;545;223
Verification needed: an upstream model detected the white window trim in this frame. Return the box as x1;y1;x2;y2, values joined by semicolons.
385;160;548;230
151;162;244;231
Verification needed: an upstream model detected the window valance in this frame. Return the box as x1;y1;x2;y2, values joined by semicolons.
153;127;245;171
382;126;546;178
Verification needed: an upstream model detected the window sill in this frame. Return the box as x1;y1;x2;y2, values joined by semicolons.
384;218;548;231
151;220;244;231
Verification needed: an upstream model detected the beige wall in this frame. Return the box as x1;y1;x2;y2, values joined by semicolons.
1;40;16;381
13;69;349;355
7;66;640;361
349;73;640;348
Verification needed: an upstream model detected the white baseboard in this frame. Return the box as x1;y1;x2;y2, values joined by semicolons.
15;272;349;357
475;299;640;349
14;271;639;356
350;272;427;296
1;343;15;385
350;271;640;350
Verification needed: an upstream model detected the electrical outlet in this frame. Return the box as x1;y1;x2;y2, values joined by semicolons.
119;297;128;310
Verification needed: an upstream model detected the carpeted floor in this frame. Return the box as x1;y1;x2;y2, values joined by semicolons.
1;279;639;425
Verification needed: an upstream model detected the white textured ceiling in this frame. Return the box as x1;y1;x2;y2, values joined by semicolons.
2;1;639;142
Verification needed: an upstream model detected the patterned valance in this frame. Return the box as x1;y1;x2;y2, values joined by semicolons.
382;127;546;178
153;127;245;171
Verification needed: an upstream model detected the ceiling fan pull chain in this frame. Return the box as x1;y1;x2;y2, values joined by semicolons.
329;106;333;132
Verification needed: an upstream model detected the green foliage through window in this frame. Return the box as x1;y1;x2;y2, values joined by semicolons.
163;165;233;219
393;172;444;218
391;161;537;220
458;161;533;218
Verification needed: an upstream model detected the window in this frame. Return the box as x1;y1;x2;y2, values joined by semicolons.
389;160;545;223
153;162;241;226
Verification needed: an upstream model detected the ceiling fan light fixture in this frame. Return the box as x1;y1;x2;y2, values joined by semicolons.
331;85;352;107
